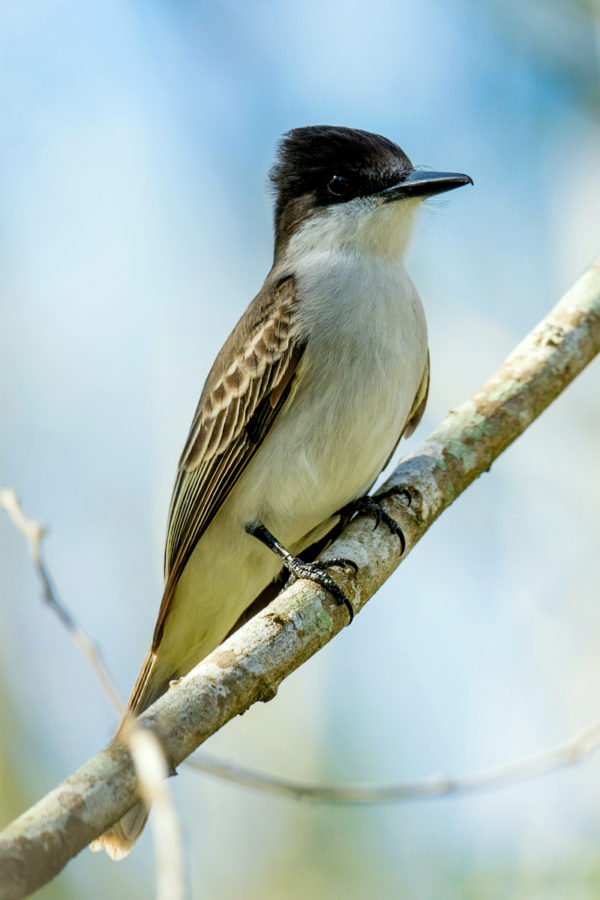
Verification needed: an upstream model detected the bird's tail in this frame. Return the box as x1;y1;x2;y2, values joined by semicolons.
90;801;150;861
90;650;171;860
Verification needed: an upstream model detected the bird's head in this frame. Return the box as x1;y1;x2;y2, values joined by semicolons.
270;125;472;261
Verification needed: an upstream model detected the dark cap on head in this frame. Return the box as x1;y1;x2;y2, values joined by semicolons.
271;125;412;218
269;125;413;255
268;125;472;259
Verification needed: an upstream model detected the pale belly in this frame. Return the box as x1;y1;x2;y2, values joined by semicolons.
156;300;427;680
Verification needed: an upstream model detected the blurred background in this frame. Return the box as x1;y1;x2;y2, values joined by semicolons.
1;1;599;897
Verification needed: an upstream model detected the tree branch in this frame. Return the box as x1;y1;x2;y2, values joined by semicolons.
186;712;600;802
1;255;599;900
0;492;184;900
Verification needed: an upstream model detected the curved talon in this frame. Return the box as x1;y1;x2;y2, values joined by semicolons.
376;509;406;555
370;505;384;531
378;485;412;507
341;495;406;555
286;558;355;624
323;556;359;575
341;596;354;623
245;520;355;623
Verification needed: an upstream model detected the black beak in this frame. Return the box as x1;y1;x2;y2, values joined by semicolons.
380;169;473;202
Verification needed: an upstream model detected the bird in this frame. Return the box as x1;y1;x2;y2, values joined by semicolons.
92;125;471;858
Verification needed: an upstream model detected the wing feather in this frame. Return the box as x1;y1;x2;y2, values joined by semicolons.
153;276;304;648
402;351;430;439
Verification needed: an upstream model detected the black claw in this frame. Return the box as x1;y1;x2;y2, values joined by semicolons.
286;558;355;623
378;485;413;507
323;556;359;575
246;520;356;623
340;495;406;555
378;510;406;555
341;597;354;623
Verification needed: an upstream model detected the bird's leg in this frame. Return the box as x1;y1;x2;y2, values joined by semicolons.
245;521;357;623
338;487;413;555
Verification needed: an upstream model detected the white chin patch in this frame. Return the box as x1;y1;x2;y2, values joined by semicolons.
290;195;421;262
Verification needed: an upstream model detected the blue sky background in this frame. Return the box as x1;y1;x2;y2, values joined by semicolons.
1;1;599;897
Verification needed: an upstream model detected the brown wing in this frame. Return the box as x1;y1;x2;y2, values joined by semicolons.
153;274;305;648
371;350;431;482
402;350;430;439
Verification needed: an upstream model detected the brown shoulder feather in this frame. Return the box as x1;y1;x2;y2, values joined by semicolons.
154;275;305;650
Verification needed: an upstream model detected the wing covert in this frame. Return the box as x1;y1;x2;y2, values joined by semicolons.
154;276;304;647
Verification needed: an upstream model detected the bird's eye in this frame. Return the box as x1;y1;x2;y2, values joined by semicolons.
327;175;351;197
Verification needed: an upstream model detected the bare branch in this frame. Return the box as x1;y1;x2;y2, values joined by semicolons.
0;491;184;900
0;254;599;900
6;480;598;810
186;711;600;802
126;727;184;900
0;489;123;714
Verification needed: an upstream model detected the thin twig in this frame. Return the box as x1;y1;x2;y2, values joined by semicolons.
127;727;184;900
0;489;184;900
187;712;600;803
0;489;123;714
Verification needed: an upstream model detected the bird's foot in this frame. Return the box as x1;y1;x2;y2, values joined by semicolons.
339;488;411;555
284;557;357;622
245;521;356;623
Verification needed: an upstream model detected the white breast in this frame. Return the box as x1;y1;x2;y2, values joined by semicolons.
158;199;429;669
248;242;428;549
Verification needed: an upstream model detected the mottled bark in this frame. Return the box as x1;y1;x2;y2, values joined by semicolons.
1;255;599;900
